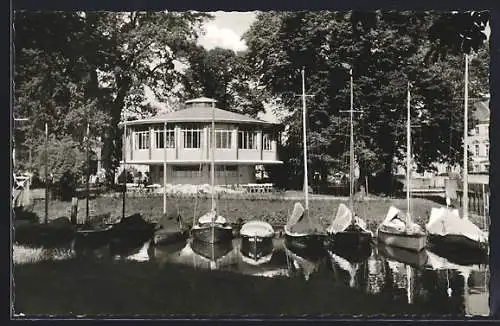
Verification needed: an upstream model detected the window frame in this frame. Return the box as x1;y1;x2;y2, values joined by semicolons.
262;133;273;151
153;127;175;149
238;130;258;150
134;131;150;150
182;127;202;149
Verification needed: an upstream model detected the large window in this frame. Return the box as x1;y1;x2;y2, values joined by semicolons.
173;165;201;178
475;144;480;156
182;127;202;148
154;127;175;149
135;131;150;150
238;130;257;149
263;133;273;151
209;129;232;149
215;165;238;178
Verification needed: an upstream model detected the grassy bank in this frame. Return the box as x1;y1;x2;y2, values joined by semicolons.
14;259;427;316
27;195;487;232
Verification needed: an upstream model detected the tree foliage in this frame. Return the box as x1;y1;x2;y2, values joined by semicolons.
14;11;212;185
180;45;267;117
243;11;489;193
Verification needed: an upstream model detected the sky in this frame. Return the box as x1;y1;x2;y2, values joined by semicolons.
197;11;257;52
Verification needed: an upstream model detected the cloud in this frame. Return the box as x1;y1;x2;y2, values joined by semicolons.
198;22;247;52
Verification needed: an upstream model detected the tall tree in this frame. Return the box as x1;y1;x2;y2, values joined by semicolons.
243;10;489;193
181;45;266;117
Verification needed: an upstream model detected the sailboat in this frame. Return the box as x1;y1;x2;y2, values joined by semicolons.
326;67;372;258
284;67;326;252
191;99;233;243
377;82;427;252
426;54;489;257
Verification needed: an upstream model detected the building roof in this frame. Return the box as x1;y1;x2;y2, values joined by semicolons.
185;97;217;104
472;99;490;123
123;104;279;126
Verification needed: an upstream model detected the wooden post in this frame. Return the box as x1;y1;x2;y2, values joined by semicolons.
71;197;78;224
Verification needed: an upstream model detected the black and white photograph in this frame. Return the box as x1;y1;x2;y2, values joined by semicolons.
11;9;492;318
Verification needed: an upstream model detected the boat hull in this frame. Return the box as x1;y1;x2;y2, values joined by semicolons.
240;235;274;261
191;224;233;244
191;238;234;261
377;229;426;252
427;234;488;265
74;226;113;249
153;228;189;245
377;243;428;267
327;231;373;263
284;234;325;260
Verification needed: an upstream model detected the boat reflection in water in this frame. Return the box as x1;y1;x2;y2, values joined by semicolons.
377;243;429;268
283;239;325;281
328;250;369;289
237;238;289;278
425;249;489;316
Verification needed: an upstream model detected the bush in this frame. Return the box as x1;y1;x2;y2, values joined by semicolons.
117;169;134;184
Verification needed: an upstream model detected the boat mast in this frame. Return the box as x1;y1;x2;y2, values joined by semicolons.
163;121;167;214
349;68;354;213
211;100;216;213
301;67;309;215
406;81;411;225
86;122;90;224
463;54;469;221
44;122;49;224
122;120;127;220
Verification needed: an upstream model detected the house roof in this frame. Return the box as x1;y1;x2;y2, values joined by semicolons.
122;104;279;127
472;100;490;123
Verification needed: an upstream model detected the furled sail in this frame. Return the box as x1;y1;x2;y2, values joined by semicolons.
426;207;487;244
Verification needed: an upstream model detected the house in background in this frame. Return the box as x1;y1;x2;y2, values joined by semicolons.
395;97;490;190
119;97;283;185
468;98;490;174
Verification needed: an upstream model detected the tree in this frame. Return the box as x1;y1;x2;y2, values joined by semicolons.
14;11;212;185
243;11;489;194
180;46;267;117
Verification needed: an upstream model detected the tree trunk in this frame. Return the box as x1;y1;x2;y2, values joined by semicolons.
101;75;131;186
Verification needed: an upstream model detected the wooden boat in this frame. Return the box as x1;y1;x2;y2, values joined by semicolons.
239;220;275;263
191;211;233;244
377;242;428;268
190;238;235;270
109;213;156;252
284;202;325;254
426;55;489;260
191;99;232;244
153;214;190;245
75;213;114;247
326;69;373;253
377;83;427;252
14;216;76;248
377;207;427;252
327;203;373;258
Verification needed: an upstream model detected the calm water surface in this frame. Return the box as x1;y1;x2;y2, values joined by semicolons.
13;236;490;316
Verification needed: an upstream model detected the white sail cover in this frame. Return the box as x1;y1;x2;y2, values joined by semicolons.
287;202;305;227
327;203;372;234
380;206;422;234
240;220;275;238
327;203;352;234
426;207;488;244
286;202;324;234
198;210;228;225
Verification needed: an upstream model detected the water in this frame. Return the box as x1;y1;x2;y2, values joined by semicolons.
13;237;490;316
